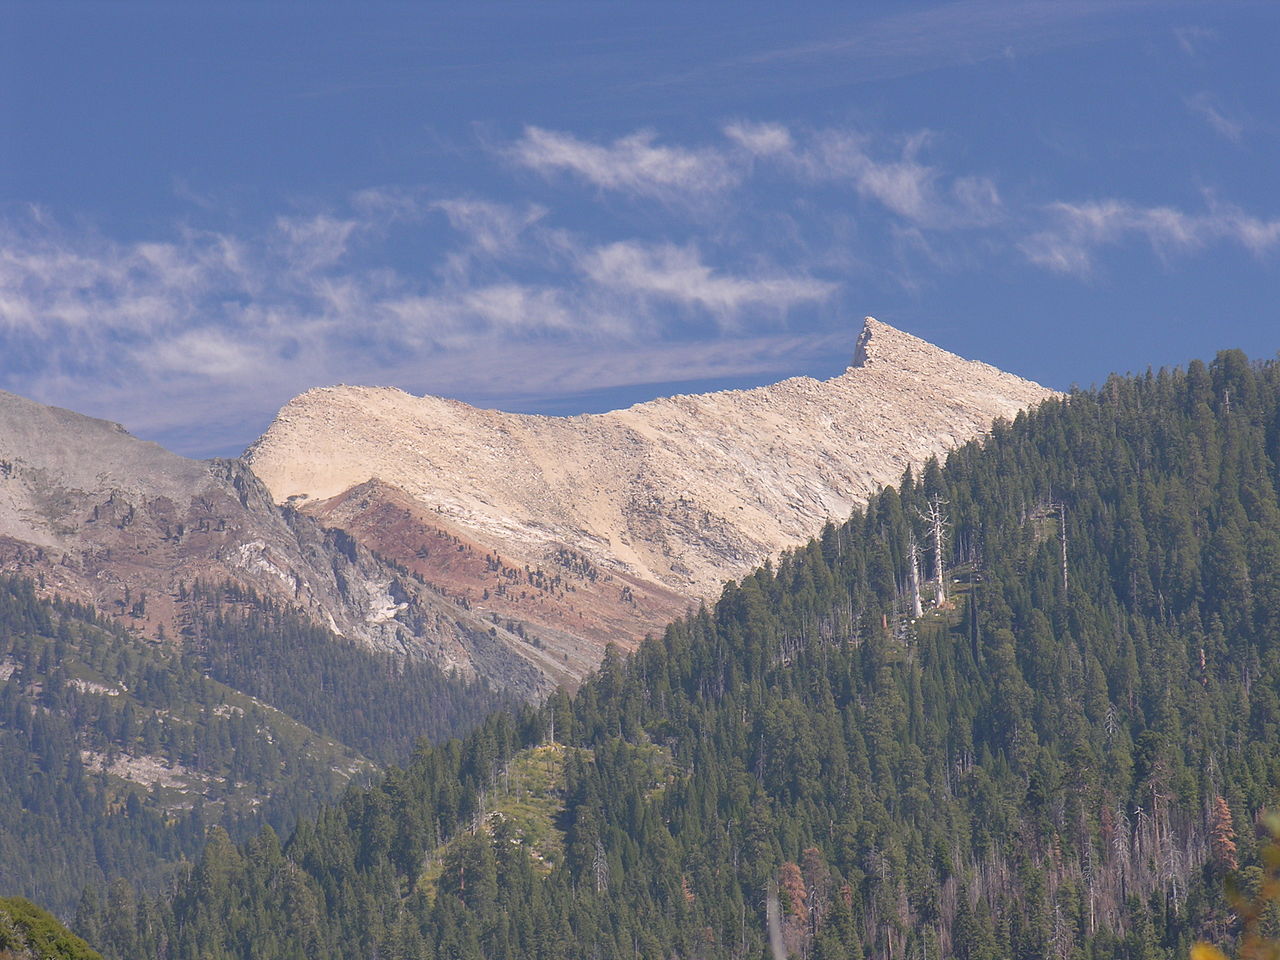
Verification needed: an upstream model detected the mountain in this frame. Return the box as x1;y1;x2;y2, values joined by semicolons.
0;393;523;914
0;319;1050;694
0;388;544;694
246;318;1054;675
0;317;1049;919
83;349;1280;959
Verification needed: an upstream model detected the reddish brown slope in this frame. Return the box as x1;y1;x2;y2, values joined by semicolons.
306;479;689;677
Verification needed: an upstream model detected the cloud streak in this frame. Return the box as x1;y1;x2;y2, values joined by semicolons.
511;126;738;200
1185;91;1244;143
579;241;834;321
646;1;1158;96
1173;24;1215;57
786;129;1003;227
517;121;1004;229
1021;198;1280;275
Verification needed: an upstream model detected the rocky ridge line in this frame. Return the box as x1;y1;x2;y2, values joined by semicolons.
245;318;1056;668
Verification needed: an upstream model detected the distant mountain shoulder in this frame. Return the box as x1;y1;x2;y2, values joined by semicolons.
0;388;545;695
246;318;1055;674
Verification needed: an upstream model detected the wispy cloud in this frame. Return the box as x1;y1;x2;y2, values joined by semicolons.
651;1;1157;95
724;121;794;157
578;241;834;322
511;126;738;200
275;214;360;273
1021;198;1280;275
7;111;1279;455
518;121;1004;229
412;329;854;410
0;213;248;341
729;124;1003;227
1185;91;1244;143
434;198;547;256
0;185;842;451
1173;24;1215;56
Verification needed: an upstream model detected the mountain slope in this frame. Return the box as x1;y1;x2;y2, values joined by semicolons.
0;897;101;960
87;349;1280;959
0;389;545;693
247;318;1054;670
301;478;692;681
0;575;371;916
0;572;513;917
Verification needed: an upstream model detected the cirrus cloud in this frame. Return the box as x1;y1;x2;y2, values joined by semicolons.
0;184;844;452
579;241;835;322
511;126;739;200
1021;198;1280;276
5;115;1279;456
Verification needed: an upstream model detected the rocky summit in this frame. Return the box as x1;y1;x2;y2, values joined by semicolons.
246;318;1055;674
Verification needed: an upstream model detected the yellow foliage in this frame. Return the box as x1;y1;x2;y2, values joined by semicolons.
1194;810;1280;960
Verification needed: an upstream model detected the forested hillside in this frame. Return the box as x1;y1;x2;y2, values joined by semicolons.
0;897;101;959
0;576;508;917
80;350;1280;959
185;580;512;765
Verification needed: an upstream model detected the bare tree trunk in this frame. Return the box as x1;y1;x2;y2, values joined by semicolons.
909;537;924;618
1059;504;1069;592
920;497;949;605
594;837;609;893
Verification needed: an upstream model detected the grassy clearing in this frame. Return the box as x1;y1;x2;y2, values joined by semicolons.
418;743;574;900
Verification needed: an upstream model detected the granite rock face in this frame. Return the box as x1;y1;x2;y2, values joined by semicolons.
245;318;1056;675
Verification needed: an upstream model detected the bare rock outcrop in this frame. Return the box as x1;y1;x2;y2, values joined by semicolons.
246;318;1056;670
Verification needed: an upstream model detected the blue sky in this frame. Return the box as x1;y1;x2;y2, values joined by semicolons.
2;1;1278;457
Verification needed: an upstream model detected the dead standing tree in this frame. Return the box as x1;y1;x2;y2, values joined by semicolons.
919;496;950;606
908;536;925;618
1058;503;1069;592
1030;500;1070;592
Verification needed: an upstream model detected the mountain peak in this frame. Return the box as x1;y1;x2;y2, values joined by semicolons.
245;318;1055;673
850;316;880;368
847;316;971;374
